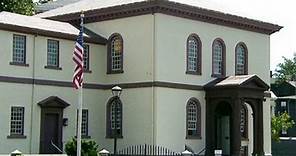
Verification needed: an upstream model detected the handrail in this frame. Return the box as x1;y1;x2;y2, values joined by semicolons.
51;140;63;153
196;147;206;155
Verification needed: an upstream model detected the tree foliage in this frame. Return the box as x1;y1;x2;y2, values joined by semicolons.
0;0;35;15
65;137;99;156
274;53;296;82
271;112;295;142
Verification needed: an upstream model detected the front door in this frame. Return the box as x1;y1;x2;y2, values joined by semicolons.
217;115;230;155
221;116;230;155
40;109;63;153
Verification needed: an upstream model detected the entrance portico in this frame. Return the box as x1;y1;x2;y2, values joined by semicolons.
204;75;269;156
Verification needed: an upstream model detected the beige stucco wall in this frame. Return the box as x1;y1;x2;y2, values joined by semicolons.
0;30;33;78
0;29;105;84
154;13;270;85
0;83;153;153
29;86;153;153
33;36;106;83
0;26;153;153
85;14;154;84
154;87;206;153
0;83;32;153
0;12;273;154
154;13;272;154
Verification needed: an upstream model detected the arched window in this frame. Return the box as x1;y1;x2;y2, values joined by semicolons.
235;42;248;75
106;97;123;138
186;34;202;75
240;104;248;139
186;98;201;139
107;33;123;74
212;38;226;77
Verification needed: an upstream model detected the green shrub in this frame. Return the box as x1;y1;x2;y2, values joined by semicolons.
65;137;99;156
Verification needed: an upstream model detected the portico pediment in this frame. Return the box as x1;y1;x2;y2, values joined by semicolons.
38;96;70;108
204;74;269;91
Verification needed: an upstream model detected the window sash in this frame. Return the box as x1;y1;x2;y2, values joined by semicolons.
47;40;59;66
76;109;89;136
10;107;24;135
187;38;198;72
83;45;90;70
13;35;26;64
81;109;88;136
111;101;121;130
187;102;198;131
213;41;223;75
111;37;122;71
236;45;246;75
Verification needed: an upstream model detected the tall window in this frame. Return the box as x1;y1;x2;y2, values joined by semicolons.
76;109;89;138
10;107;25;136
106;97;123;138
235;43;248;75
107;33;123;74
12;34;26;64
186;34;202;75
47;39;59;67
81;109;88;136
83;44;90;71
186;98;201;139
212;39;225;77
240;104;248;139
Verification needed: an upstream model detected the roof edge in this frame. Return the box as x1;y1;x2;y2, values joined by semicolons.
0;22;107;45
43;0;282;35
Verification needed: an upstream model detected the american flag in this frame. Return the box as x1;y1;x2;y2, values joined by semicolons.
72;28;84;89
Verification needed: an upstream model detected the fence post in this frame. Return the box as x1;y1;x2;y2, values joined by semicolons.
10;150;22;156
98;149;110;156
181;150;192;156
214;150;222;156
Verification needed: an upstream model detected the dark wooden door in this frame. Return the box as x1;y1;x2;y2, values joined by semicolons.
40;111;63;154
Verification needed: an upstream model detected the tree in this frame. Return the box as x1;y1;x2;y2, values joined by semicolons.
274;53;296;82
271;112;295;142
0;0;35;15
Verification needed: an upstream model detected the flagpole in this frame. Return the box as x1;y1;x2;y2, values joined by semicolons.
77;11;84;156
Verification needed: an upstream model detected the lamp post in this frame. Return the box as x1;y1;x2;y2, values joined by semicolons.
111;86;122;156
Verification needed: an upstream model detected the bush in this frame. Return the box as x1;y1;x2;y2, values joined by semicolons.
271;112;295;142
65;137;99;156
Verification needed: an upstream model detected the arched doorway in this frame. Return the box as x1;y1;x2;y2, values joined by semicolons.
215;102;232;155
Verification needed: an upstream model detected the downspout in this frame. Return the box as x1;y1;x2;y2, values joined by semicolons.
29;34;37;153
152;13;156;145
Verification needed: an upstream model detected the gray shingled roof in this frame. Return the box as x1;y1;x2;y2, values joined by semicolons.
215;75;257;86
204;74;269;90
36;0;145;18
0;11;107;44
0;11;81;35
35;0;81;13
35;0;254;20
